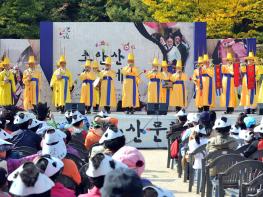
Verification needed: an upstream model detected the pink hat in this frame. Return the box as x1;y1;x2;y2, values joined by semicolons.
112;146;145;176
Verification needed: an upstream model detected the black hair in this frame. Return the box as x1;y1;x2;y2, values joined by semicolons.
209;111;217;125
30;125;40;133
91;153;105;170
89;176;105;189
0;118;6;130
236;112;247;130
17;120;30;130
104;136;126;153
72;120;83;128
63;130;72;144
32;103;50;121
0;167;7;188
20;163;39;187
195;133;207;145
178;115;187;122
143;187;158;197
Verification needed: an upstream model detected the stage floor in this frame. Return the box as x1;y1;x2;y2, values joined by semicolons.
52;110;262;148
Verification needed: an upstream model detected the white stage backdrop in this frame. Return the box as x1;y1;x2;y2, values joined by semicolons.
53;22;196;110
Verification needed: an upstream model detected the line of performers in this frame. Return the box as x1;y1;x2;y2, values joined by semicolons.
0;52;262;115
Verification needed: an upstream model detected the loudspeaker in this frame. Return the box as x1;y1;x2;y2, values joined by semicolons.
65;103;85;115
258;103;263;115
147;103;168;115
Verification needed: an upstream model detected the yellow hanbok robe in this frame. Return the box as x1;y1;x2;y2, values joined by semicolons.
0;70;16;106
170;72;188;107
192;68;203;108
256;65;263;103
240;66;257;108
23;69;42;110
220;64;238;108
201;67;216;108
145;71;162;103
50;68;73;107
160;71;173;106
79;71;96;106
121;66;140;108
99;70;117;107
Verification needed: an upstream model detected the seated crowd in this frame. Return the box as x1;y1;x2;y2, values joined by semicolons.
0;103;173;197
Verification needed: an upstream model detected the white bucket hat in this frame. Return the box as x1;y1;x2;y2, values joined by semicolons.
28;119;42;129
42;128;67;159
0;128;12;140
71;111;85;125
213;117;231;129
34;155;64;177
8;163;54;196
254;124;263;134
194;125;207;135
99;127;124;144
14;112;31;125
86;153;127;178
175;109;187;117
230;125;241;134
96;111;109;118
184;113;200;126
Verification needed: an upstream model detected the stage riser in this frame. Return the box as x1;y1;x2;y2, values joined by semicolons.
53;112;263;148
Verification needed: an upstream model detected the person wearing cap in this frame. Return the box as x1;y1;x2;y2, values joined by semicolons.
239;52;257;114
99;57;116;114
207;116;237;157
201;54;216;111
0;57;16;106
84;121;104;150
80;60;97;114
42;127;81;185
34;154;75;197
58;109;73;131
181;113;200;142
192;56;205;112
235;112;248;130
250;123;263;161
10;112;42;151
8;162;54;197
99;127;125;155
160;60;173;107
70;110;87;143
79;153;128;197
170;59;188;111
101;168;143;197
220;52;238;114
93;111;118;129
50;55;73;113
0;106;21;132
112;146;152;187
121;53;141;114
145;57;162;104
167;109;188;137
22;56;42;110
92;60;101;112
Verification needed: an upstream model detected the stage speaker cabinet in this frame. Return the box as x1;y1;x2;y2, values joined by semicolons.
258;103;263;115
147;103;168;115
65;103;85;115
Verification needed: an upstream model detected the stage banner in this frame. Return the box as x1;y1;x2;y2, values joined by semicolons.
0;39;53;109
41;22;206;111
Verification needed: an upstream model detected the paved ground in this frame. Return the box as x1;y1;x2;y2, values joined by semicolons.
141;149;199;197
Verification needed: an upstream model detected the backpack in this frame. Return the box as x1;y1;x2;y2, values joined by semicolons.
170;139;179;159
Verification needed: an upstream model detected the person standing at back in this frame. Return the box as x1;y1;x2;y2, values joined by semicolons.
23;56;42;110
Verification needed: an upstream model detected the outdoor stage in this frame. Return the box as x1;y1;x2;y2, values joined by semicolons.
53;110;263;148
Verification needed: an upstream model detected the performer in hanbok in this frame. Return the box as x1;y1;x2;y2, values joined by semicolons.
121;53;140;114
92;60;100;112
192;56;204;112
240;52;257;114
50;55;73;112
160;60;173;106
257;57;263;105
201;54;216;110
220;53;238;114
0;57;16;106
145;58;162;104
79;60;96;114
99;57;116;114
22;56;42;110
170;60;188;111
